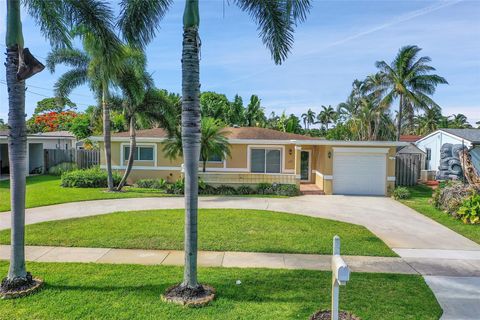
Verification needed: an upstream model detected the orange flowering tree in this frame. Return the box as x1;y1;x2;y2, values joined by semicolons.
28;111;77;133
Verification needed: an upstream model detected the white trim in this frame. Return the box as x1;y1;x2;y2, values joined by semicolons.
200;171;295;176
294;145;302;150
415;129;474;145
313;170;333;180
90;135;406;147
103;165;181;171
300;149;311;182
120;142;157;166
387;176;396;182
333;147;389;154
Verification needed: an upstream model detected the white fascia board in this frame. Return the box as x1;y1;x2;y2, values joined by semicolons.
332;147;390;154
415;130;473;145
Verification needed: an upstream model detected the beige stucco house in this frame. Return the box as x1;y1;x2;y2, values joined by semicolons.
92;127;405;196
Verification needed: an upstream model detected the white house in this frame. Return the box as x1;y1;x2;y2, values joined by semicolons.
0;130;76;176
416;129;480;171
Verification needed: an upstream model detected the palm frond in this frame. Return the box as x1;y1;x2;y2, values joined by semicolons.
234;0;311;64
46;47;90;72
118;0;173;49
54;68;89;98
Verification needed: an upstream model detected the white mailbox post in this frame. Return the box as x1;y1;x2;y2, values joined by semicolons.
331;235;350;320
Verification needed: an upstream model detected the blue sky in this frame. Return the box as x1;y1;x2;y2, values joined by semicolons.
1;0;479;125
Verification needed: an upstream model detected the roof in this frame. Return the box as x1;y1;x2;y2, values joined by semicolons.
400;135;422;142
439;129;480;143
112;127;316;141
397;143;426;155
0;130;75;139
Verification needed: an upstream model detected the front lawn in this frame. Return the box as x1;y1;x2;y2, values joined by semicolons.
0;262;441;320
0;175;169;212
401;185;479;244
0;209;395;256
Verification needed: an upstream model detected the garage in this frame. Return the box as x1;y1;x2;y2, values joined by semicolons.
332;148;387;195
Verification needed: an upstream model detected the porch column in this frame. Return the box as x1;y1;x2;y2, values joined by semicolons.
294;145;301;185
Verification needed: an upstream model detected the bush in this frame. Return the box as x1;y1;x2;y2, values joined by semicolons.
237;185;254;195
199;184;217;195
275;184;300;196
165;179;184;195
216;185;237;195
48;162;77;176
61;167;121;188
432;181;475;216
135;178;166;190
457;193;480;224
392;187;411;200
257;183;275;195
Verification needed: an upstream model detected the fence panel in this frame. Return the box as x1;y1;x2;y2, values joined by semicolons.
44;149;100;171
395;154;421;186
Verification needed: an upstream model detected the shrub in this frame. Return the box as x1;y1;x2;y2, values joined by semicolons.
392;187;411;200
61;167;121;188
432;181;475;216
457;194;480;224
257;183;275;195
48;162;77;176
135;178;166;190
216;185;237;195
275;184;300;196
237;185;254;195
199;184;217;195
165;179;184;195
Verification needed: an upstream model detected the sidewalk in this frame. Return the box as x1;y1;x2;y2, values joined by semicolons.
0;245;416;274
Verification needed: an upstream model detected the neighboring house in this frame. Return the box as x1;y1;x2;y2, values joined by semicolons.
399;135;422;143
0;130;76;176
416;129;480;171
91;127;405;196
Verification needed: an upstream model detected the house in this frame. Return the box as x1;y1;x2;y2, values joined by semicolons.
0;130;76;176
92;127;405;196
399;135;422;143
415;129;480;171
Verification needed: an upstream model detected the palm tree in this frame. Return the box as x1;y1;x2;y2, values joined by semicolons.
450;114;472;129
47;32;125;191
376;45;448;140
119;0;312;300
301;108;316;130
3;0;120;296
317;105;336;131
245;95;266;127
163;117;231;173
415;105;442;135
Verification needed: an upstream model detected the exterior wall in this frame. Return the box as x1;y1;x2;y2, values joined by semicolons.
40;138;75;150
416;132;471;171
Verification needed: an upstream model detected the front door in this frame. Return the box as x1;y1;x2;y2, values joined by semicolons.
300;150;310;181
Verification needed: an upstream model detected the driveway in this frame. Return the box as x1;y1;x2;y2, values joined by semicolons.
1;195;478;252
1;195;479;319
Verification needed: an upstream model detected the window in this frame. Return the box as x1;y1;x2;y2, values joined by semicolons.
250;148;281;173
426;148;432;161
200;153;223;162
124;146;154;161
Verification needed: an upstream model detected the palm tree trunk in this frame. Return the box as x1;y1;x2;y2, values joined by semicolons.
203;160;207;172
396;95;404;141
102;85;114;191
3;0;29;287
5;45;28;283
181;0;201;289
117;116;136;191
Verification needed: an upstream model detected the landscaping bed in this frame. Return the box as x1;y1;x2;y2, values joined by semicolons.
0;209;395;256
0;262;442;320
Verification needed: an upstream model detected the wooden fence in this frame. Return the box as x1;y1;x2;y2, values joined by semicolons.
395;153;422;186
44;149;100;171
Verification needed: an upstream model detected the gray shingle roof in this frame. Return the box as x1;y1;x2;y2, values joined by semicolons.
441;129;480;143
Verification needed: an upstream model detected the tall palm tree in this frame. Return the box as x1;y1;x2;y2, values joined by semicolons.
163;117;231;173
301;108;316;130
375;45;448;140
3;0;120;296
245;95;266;127
119;0;312;300
450;114;472;129
317;105;336;131
47;33;124;191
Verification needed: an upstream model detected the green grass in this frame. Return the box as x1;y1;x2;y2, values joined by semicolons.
400;185;479;244
0;262;441;320
0;175;169;212
0;209;395;256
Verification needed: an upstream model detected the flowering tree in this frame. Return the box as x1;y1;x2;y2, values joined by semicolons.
28;111;77;133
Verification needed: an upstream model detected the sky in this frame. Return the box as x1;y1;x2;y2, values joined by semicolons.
0;0;479;125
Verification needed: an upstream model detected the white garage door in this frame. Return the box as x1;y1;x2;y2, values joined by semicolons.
333;151;387;196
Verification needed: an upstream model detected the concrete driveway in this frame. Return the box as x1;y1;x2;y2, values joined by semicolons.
1;195;478;252
1;195;480;319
